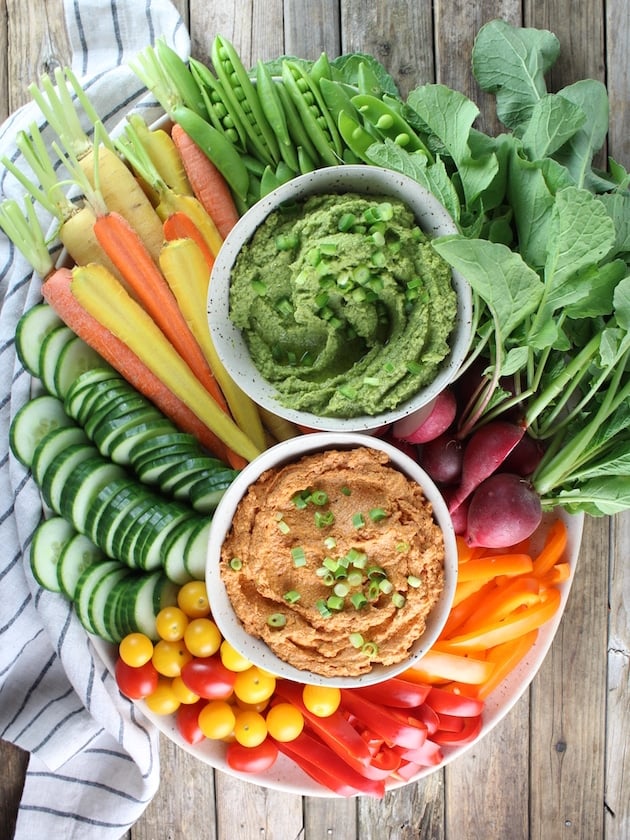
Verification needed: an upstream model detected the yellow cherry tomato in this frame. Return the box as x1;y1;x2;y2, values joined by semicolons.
144;677;181;715
233;666;276;705
233;709;268;747
183;618;222;658
177;580;211;618
220;640;253;672
234;696;270;713
118;632;153;667
155;605;189;641
152;639;193;678
302;684;341;717
198;700;236;740
265;703;304;742
171;675;200;704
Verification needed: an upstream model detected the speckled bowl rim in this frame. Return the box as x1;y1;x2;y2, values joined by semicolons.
205;431;458;688
207;165;473;433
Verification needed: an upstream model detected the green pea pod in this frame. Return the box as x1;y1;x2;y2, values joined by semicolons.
274;82;320;164
351;93;433;159
337;110;377;162
189;58;247;149
310;52;332;85
171;104;249;203
256;61;300;172
155;39;208;120
357;61;384;97
211;35;279;166
281;60;342;166
297;145;316;174
259;161;295;197
319;78;361;124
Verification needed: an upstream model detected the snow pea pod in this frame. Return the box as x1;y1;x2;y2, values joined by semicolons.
281;59;343;166
319;77;362;124
211;34;279;166
154;39;209;120
274;81;320;164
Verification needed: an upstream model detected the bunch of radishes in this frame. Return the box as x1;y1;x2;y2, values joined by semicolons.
391;387;545;549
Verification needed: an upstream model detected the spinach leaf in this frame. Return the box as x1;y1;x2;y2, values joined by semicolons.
521;93;586;159
552;80;610;190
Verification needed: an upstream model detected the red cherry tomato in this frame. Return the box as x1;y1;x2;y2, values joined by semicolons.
180;656;236;700
176;698;208;745
115;657;159;700
225;738;279;774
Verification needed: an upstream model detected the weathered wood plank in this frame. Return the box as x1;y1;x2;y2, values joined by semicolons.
213;774;303;840
0;741;29;840
359;773;445;839
606;2;630;167
606;510;630;840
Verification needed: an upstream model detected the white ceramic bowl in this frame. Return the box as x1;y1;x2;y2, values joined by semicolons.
207;165;473;433
206;431;458;688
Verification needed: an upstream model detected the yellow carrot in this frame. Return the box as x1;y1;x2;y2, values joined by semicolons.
126;114;193;197
71;262;263;463
159;236;267;451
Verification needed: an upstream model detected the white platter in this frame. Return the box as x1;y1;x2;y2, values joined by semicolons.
91;508;583;796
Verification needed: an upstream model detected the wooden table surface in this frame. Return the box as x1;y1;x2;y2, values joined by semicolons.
1;1;628;838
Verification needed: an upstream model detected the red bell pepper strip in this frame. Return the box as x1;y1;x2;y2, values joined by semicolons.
432;714;483;745
340;690;427;750
425;686;485;717
274;730;386;797
433;711;466;733
394;738;444;767
352;677;431;708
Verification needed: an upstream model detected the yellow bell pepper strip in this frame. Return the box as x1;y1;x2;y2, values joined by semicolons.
404;649;496;686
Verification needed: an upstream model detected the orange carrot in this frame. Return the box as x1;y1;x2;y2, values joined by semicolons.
163;211;215;271
92;209;228;412
170;123;240;239
41;266;232;460
476;630;539;700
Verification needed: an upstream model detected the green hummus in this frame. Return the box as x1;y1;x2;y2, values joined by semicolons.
229;192;457;417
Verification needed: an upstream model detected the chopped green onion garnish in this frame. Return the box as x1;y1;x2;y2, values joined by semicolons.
314;510;335;528
229;557;242;570
392;593;406;608
291;546;306;567
275;232;298;250
367;565;386;579
362;641;379;657
369;507;388;522
349;632;364;648
338;212;356;231
352;512;365;528
277;519;290;534
283;590;301;604
326;595;345;611
316;599;332;618
267;613;287;628
323;556;338;572
251;279;267;295
367;580;381;600
341;486;352;496
333;582;349;598
406;360;423;375
324;536;337;550
396;541;410;553
347;570;364;588
350;592;368;609
346;548;366;568
310;489;329;506
379;579;394;594
407;575;421;588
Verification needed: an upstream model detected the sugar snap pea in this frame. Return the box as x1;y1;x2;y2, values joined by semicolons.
337;110;378;162
255;60;300;172
319;77;362;124
259;161;296;197
351;93;433;158
189;58;247;149
297;145;316;174
154;39;209;120
211;35;279;166
274;81;320;164
310;52;332;85
281;60;342;166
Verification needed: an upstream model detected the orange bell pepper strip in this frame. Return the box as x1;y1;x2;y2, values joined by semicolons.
458;576;541;633
436;587;562;653
440;580;496;637
456;553;533;582
477;629;539;700
532;518;568;577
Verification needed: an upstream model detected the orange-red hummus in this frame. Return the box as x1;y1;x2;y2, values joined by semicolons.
220;446;445;677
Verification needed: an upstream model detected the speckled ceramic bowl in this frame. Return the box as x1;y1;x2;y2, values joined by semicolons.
207;165;473;434
205;431;458;688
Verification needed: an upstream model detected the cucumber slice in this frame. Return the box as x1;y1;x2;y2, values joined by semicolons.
134;447;204;486
31;425;89;487
74;560;125;636
119;571;178;639
136;508;195;571
184;518;213;579
59;457;128;534
53;334;107;400
15;303;63;377
106;418;177;465
38;325;76;397
65;375;129;424
83;393;146;440
97;491;157;561
29;515;77;592
189;469;237;513
40;443;100;514
158;456;224;495
129;432;201;468
57;532;107;599
88;565;135;642
162;518;200;584
110;496;164;566
83;477;138;545
10;394;76;468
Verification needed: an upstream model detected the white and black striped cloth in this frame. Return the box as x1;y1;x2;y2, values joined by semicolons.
0;2;190;836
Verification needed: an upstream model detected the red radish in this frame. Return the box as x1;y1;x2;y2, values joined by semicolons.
502;433;545;476
392;389;457;444
419;434;464;485
448;420;525;513
465;473;543;548
448;496;469;536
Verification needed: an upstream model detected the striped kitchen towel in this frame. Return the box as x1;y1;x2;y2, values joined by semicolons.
0;1;190;837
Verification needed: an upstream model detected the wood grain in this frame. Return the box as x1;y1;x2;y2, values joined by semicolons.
0;1;628;839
